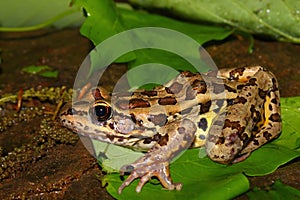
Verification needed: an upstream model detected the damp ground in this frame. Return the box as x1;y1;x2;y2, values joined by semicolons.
0;28;299;199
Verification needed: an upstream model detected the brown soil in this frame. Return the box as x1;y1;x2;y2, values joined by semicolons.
0;28;299;199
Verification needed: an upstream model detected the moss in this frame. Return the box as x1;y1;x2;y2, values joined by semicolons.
0;86;78;180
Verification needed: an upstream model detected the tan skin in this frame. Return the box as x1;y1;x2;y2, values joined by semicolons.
60;66;281;193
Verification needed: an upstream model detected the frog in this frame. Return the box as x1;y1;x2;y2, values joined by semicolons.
59;66;281;194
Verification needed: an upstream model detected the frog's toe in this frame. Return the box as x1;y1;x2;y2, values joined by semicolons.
118;171;139;194
155;166;182;191
118;169;152;193
136;173;153;193
118;162;181;193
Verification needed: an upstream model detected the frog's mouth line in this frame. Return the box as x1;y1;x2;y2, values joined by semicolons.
59;111;153;149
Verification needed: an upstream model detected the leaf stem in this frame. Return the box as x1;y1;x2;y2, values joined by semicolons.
0;9;80;32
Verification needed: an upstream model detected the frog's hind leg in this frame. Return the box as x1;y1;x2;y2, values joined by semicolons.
237;71;282;160
206;67;281;164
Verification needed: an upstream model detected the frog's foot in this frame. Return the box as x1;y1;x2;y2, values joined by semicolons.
118;161;182;194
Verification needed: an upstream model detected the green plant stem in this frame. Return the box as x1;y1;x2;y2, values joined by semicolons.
0;9;79;32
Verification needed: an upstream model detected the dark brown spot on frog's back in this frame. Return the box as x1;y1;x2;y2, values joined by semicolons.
224;119;245;135
269;104;273;111
130;99;151;108
235;96;247;104
215;136;225;145
143;133;161;144
158;97;177;105
227;99;235;106
271;98;278;105
198;118;208;131
248;78;257;85
116;99;151;109
253;139;259;146
141;90;158;97
192;79;207;94
237;84;245;90
250;105;262;123
148;114;168;126
272;78;279;90
199;100;211;114
258;88;268;99
250;104;256;113
269;113;281;122
158;134;169;146
237;78;257;90
181;71;194;77
229;67;245;80
224;84;236;93
263;131;272;140
166;82;183;94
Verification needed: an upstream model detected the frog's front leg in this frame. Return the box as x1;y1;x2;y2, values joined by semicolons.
118;118;197;194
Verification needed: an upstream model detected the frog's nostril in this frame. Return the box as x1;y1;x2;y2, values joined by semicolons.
67;108;77;115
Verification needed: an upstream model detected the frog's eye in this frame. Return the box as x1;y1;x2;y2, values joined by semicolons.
89;102;112;122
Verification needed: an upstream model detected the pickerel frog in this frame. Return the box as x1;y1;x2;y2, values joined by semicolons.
60;66;281;193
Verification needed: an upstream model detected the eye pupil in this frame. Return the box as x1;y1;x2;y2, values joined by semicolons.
95;105;107;117
89;102;112;122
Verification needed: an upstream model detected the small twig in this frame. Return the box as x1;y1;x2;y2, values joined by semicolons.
16;89;23;112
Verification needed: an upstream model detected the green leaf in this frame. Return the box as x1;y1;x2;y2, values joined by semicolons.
39;70;59;78
103;151;249;200
247;180;300;200
275;97;300;149
77;1;232;88
119;8;232;87
22;65;50;74
75;0;125;46
22;65;58;78
0;0;83;31
129;0;300;43
92;139;143;173
77;0;233;49
119;7;233;44
96;96;300;199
